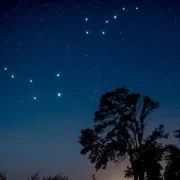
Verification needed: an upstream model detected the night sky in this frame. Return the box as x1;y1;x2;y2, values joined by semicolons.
0;0;179;180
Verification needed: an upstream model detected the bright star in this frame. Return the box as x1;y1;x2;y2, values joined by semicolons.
86;31;89;35
30;79;33;83
4;67;7;71
113;15;117;19
11;75;14;78
105;20;109;23
102;31;105;35
85;17;88;21
57;93;61;97
136;7;139;10
33;96;37;100
57;73;60;77
122;7;126;11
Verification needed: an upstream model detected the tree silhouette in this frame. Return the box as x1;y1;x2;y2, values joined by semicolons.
79;87;168;180
164;127;180;180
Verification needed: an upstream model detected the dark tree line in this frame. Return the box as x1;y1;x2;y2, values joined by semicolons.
0;172;71;180
79;87;180;180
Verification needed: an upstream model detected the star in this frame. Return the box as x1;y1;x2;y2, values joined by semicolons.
30;79;33;83
11;75;15;79
4;67;7;71
57;92;61;97
136;7;139;10
113;15;117;19
56;73;60;77
122;7;126;11
86;31;89;35
105;20;109;23
85;17;88;21
33;96;37;100
102;31;105;35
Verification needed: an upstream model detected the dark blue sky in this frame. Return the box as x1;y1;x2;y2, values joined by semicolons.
0;0;179;180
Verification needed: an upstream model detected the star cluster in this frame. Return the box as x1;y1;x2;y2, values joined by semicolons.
2;66;62;101
84;6;139;35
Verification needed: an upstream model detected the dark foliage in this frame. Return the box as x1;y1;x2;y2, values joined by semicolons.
164;127;180;180
143;142;164;180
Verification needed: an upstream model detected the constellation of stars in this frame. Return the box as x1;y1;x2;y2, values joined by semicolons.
3;66;62;101
84;6;139;35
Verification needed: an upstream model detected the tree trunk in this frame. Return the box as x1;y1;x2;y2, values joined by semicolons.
139;171;144;180
133;174;138;180
131;162;138;180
